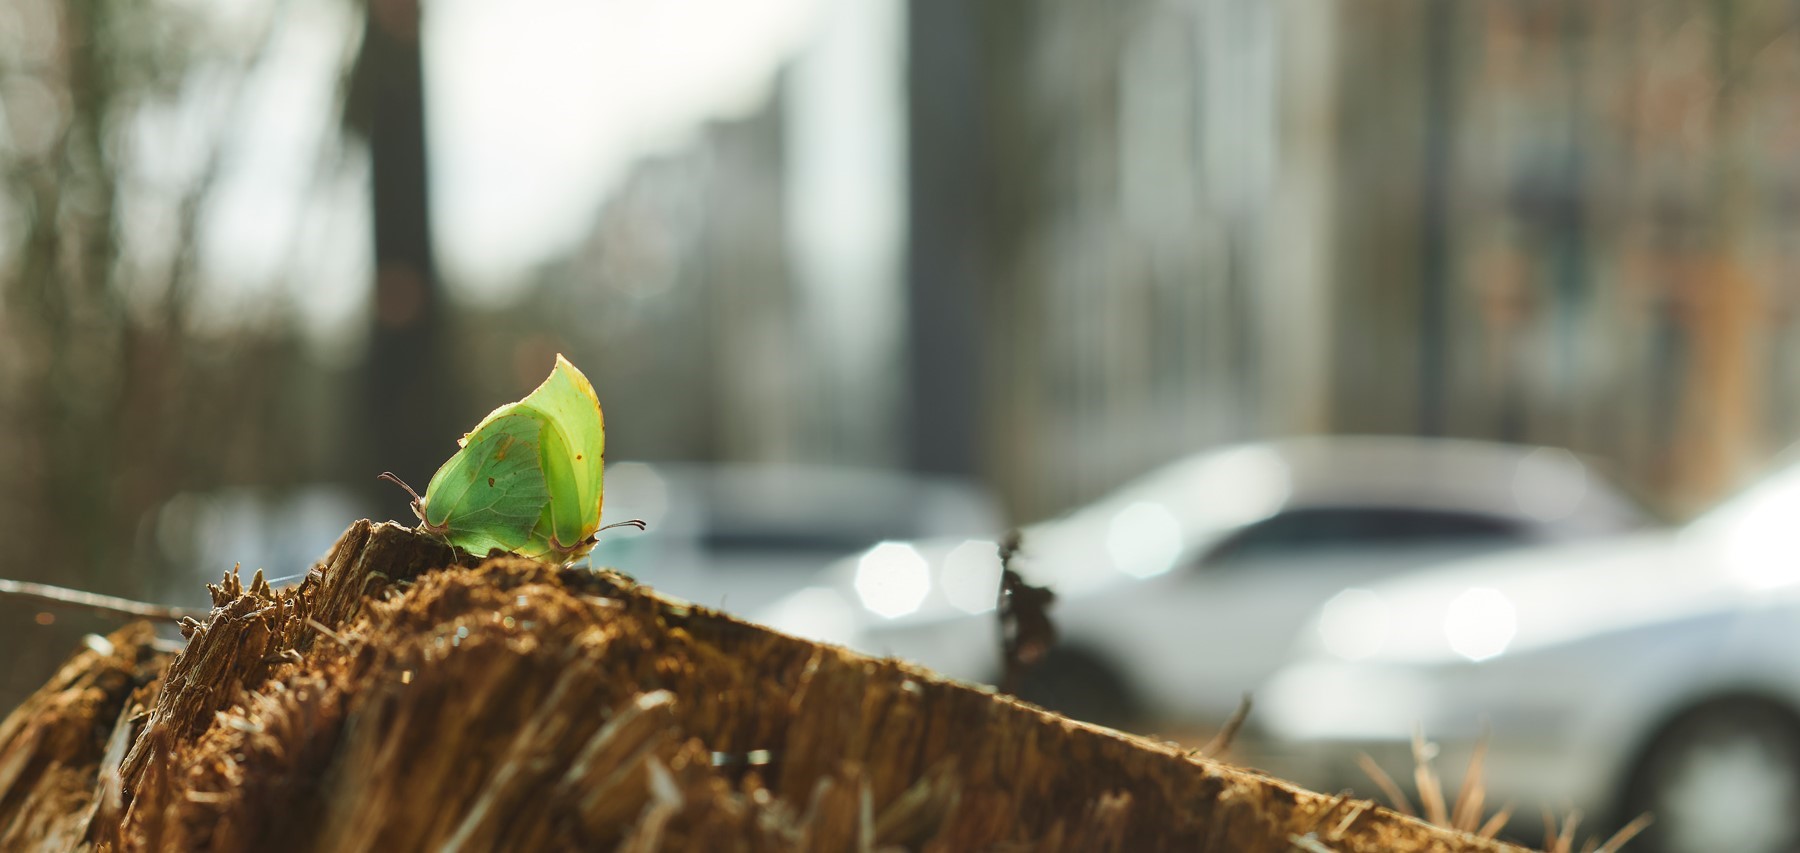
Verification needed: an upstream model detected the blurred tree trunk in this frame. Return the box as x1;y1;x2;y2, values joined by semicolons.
9;0;127;590
1414;0;1458;438
0;1;321;715
904;1;985;481
1675;0;1760;503
350;0;453;510
906;0;1055;517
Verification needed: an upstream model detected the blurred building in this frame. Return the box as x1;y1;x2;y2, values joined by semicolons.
474;80;856;479
1329;1;1800;513
488;4;902;475
907;0;1337;519
491;0;1800;522
496;0;1335;523
911;0;1800;518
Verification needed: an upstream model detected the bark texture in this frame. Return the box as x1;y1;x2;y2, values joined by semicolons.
0;520;1525;852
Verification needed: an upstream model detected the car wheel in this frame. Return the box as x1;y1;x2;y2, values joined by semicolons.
1620;697;1800;853
1012;647;1142;730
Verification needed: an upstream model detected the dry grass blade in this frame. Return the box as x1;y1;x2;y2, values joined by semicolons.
1290;832;1340;853
1475;802;1516;840
1560;811;1581;851
1592;813;1651;853
1199;694;1253;758
1411;726;1448;826
1296;788;1353;842
1293;792;1348;838
1357;753;1414;817
1332;800;1371;840
1449;729;1490;832
1364;726;1526;845
1542;807;1583;853
1361;725;1634;852
1538;806;1645;853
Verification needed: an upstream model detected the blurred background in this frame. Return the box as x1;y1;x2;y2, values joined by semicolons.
5;0;1800;848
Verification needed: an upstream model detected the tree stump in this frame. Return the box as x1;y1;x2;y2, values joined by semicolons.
0;521;1526;851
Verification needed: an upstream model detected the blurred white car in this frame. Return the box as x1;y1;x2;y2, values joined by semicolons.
1259;453;1800;853
586;462;1002;615
755;437;1649;729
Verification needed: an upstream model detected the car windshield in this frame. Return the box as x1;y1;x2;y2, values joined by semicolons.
1687;452;1800;540
1050;446;1294;558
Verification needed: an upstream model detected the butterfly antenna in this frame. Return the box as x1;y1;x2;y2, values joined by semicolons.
376;471;424;504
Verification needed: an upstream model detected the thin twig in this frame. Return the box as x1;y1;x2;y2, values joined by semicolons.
0;578;202;622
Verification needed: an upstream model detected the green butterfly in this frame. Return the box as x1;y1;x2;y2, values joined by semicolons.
382;355;639;564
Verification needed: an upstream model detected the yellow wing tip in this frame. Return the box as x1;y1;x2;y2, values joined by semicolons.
551;353;600;408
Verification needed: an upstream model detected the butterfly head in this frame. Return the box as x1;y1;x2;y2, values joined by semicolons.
377;472;445;534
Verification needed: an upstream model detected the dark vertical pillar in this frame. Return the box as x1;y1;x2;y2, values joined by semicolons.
905;1;983;477
1416;0;1457;436
355;0;453;513
1552;1;1589;398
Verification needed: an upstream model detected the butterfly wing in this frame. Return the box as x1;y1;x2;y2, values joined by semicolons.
513;355;606;560
420;410;552;556
517;416;586;560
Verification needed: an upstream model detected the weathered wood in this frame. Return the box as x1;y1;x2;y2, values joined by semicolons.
0;520;1526;851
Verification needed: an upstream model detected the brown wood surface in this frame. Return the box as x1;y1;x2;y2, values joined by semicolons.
0;520;1527;852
